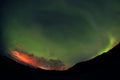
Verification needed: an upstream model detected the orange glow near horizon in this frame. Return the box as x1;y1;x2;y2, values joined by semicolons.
11;50;50;70
11;50;37;67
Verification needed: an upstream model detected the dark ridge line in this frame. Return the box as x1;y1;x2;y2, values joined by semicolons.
0;43;119;77
35;43;120;76
65;43;120;74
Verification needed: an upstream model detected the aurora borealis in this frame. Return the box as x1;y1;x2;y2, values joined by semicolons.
1;0;120;70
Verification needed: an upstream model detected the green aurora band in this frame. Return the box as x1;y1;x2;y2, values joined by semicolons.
2;0;120;70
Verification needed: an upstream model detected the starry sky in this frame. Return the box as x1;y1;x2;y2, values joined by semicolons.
2;0;120;68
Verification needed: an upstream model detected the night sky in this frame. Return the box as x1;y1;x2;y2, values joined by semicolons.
1;0;120;71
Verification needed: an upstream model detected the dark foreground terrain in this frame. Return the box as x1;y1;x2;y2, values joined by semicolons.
0;43;119;80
